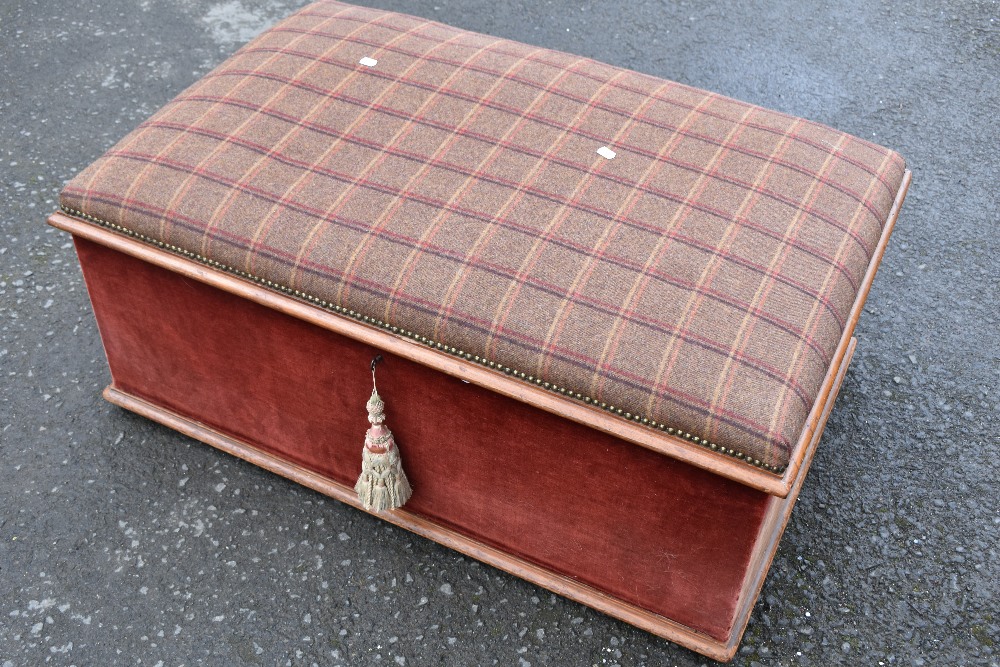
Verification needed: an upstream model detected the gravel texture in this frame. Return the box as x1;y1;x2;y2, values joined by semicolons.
1;1;998;665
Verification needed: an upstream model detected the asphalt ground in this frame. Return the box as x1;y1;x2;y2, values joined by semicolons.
1;1;998;665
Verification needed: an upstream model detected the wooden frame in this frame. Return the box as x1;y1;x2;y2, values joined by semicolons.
47;170;910;661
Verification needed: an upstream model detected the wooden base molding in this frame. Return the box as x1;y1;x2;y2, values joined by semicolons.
102;386;737;660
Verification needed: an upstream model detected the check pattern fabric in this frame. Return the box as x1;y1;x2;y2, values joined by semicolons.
61;1;906;470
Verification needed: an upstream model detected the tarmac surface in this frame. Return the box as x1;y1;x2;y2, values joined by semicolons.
1;0;998;665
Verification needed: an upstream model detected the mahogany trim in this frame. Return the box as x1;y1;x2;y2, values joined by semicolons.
725;336;858;653
102;386;738;661
780;170;910;486
50;210;785;493
47;170;910;496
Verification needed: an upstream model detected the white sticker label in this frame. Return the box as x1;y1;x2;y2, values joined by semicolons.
597;146;616;160
359;57;378;67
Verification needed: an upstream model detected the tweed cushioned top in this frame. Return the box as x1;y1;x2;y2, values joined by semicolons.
61;1;906;471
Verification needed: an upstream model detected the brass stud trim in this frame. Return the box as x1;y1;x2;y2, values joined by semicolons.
59;205;786;474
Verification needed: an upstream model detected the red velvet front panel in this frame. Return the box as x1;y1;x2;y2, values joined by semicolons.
75;237;770;641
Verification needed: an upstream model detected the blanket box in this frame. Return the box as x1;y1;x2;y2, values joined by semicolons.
48;1;910;660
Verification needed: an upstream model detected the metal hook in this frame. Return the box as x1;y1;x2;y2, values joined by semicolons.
370;354;383;390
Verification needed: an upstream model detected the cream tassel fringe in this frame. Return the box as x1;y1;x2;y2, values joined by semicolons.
355;363;411;512
356;444;412;512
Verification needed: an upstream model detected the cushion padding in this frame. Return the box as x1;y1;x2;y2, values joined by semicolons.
61;0;906;470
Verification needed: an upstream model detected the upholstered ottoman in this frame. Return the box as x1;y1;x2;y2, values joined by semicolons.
49;1;909;660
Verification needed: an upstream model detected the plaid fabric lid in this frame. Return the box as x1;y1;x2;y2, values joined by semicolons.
60;0;906;471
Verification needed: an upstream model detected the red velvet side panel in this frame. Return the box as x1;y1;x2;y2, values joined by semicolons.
75;236;770;641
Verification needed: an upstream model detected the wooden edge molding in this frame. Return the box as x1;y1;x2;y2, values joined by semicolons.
725;336;858;654
48;170;909;497
50;210;784;495
102;386;737;662
780;169;911;488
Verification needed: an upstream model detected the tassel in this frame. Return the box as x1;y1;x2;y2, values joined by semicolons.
355;357;412;512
